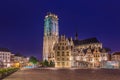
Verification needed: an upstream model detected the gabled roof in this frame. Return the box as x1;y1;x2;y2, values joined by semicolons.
73;37;100;46
113;52;120;55
14;53;23;57
0;48;11;52
100;47;111;52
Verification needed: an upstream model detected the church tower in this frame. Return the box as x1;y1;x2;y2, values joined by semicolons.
43;13;59;61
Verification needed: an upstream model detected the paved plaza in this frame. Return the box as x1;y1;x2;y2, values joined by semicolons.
3;68;120;80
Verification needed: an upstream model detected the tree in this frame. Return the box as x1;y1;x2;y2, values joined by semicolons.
42;60;49;67
29;56;38;64
49;61;55;67
41;60;55;67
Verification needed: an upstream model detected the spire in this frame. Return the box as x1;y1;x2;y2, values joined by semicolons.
75;32;78;40
70;37;72;41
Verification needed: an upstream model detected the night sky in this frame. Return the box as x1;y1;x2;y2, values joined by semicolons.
0;0;120;60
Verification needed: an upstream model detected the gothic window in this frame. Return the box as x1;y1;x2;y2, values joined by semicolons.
62;52;64;56
66;46;68;50
98;55;100;57
62;46;64;50
67;58;69;61
62;58;64;61
58;46;60;50
57;58;60;61
57;52;60;56
71;46;73;49
65;43;66;45
67;52;69;56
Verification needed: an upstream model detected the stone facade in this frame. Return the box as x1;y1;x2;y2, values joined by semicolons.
73;48;109;68
43;13;59;61
52;35;110;68
54;35;73;68
0;48;12;68
112;52;120;61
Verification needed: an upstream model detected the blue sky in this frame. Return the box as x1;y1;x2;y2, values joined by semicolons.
0;0;120;59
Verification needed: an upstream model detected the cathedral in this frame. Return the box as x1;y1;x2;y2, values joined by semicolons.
43;13;110;68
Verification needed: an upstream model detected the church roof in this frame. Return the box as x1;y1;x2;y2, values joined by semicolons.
113;52;120;55
73;37;100;46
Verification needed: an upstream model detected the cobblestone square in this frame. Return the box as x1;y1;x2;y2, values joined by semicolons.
3;68;120;80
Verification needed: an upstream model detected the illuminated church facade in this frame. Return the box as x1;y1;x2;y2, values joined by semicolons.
43;13;110;68
43;13;59;61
